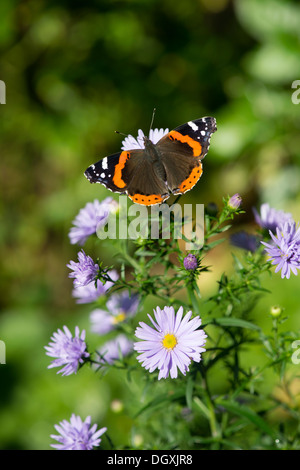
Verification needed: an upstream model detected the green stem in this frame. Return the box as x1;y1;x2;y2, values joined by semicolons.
186;281;200;315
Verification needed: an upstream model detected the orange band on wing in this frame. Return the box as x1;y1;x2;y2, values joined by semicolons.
128;193;169;206
169;131;202;156
178;164;203;194
113;151;130;189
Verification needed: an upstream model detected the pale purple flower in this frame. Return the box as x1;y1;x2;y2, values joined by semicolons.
45;326;90;376
121;128;169;151
72;270;119;304
228;193;242;210
67;250;99;288
51;414;107;450
230;231;260;253
97;334;133;365
69;198;118;245
90;291;139;335
107;291;139;317
183;254;198;271
261;221;300;279
134;306;207;380
253;203;292;233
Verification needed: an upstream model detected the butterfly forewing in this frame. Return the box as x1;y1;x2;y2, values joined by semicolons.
156;117;216;194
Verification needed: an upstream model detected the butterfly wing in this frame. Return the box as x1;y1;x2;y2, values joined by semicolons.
85;117;216;204
85;152;127;193
85;149;169;205
156;117;217;194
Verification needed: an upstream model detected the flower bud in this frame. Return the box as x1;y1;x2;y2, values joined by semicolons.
183;254;198;271
228;193;242;210
270;305;282;318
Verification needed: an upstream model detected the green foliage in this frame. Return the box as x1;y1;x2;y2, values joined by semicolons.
0;0;300;451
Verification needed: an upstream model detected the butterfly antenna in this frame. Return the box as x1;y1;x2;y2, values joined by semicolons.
115;130;129;137
149;107;156;136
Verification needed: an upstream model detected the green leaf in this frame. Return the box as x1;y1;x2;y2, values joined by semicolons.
134;390;186;418
209;317;261;331
217;399;278;440
185;376;194;410
204;238;226;249
192;397;211;420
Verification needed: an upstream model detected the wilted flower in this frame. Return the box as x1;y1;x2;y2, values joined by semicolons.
45;326;89;376
69;198;118;245
67;250;99;288
97;334;133;365
51;414;107;450
134;306;207;380
90;291;139;335
183;254;198;271
72;270;119;304
121;128;169;151
261;221;300;279
253;203;292;233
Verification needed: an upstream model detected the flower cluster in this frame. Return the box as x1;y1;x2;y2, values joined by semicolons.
45;127;299;450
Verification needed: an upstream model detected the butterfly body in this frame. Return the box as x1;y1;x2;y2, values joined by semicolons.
85;117;217;206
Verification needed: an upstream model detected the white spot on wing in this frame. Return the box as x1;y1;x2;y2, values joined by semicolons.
188;121;198;131
102;157;108;170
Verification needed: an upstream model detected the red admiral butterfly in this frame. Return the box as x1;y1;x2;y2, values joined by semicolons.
84;117;217;206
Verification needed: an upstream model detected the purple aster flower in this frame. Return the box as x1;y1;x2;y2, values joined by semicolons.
253;203;292;233
67;250;99;288
230;231;260;253
97;334;133;365
51;414;107;450
121;128;169;151
90;291;139;335
261;221;300;279
72;270;119;304
107;291;139;317
134;306;207;380
183;254;198;271
228;193;242;210
45;326;90;376
69;198;118;245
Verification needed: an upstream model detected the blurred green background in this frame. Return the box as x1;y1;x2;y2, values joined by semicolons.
1;0;300;450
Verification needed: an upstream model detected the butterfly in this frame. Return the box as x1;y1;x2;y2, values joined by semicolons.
84;116;217;206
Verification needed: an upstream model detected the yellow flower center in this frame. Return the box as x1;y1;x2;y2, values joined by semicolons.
162;333;177;350
112;312;126;324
